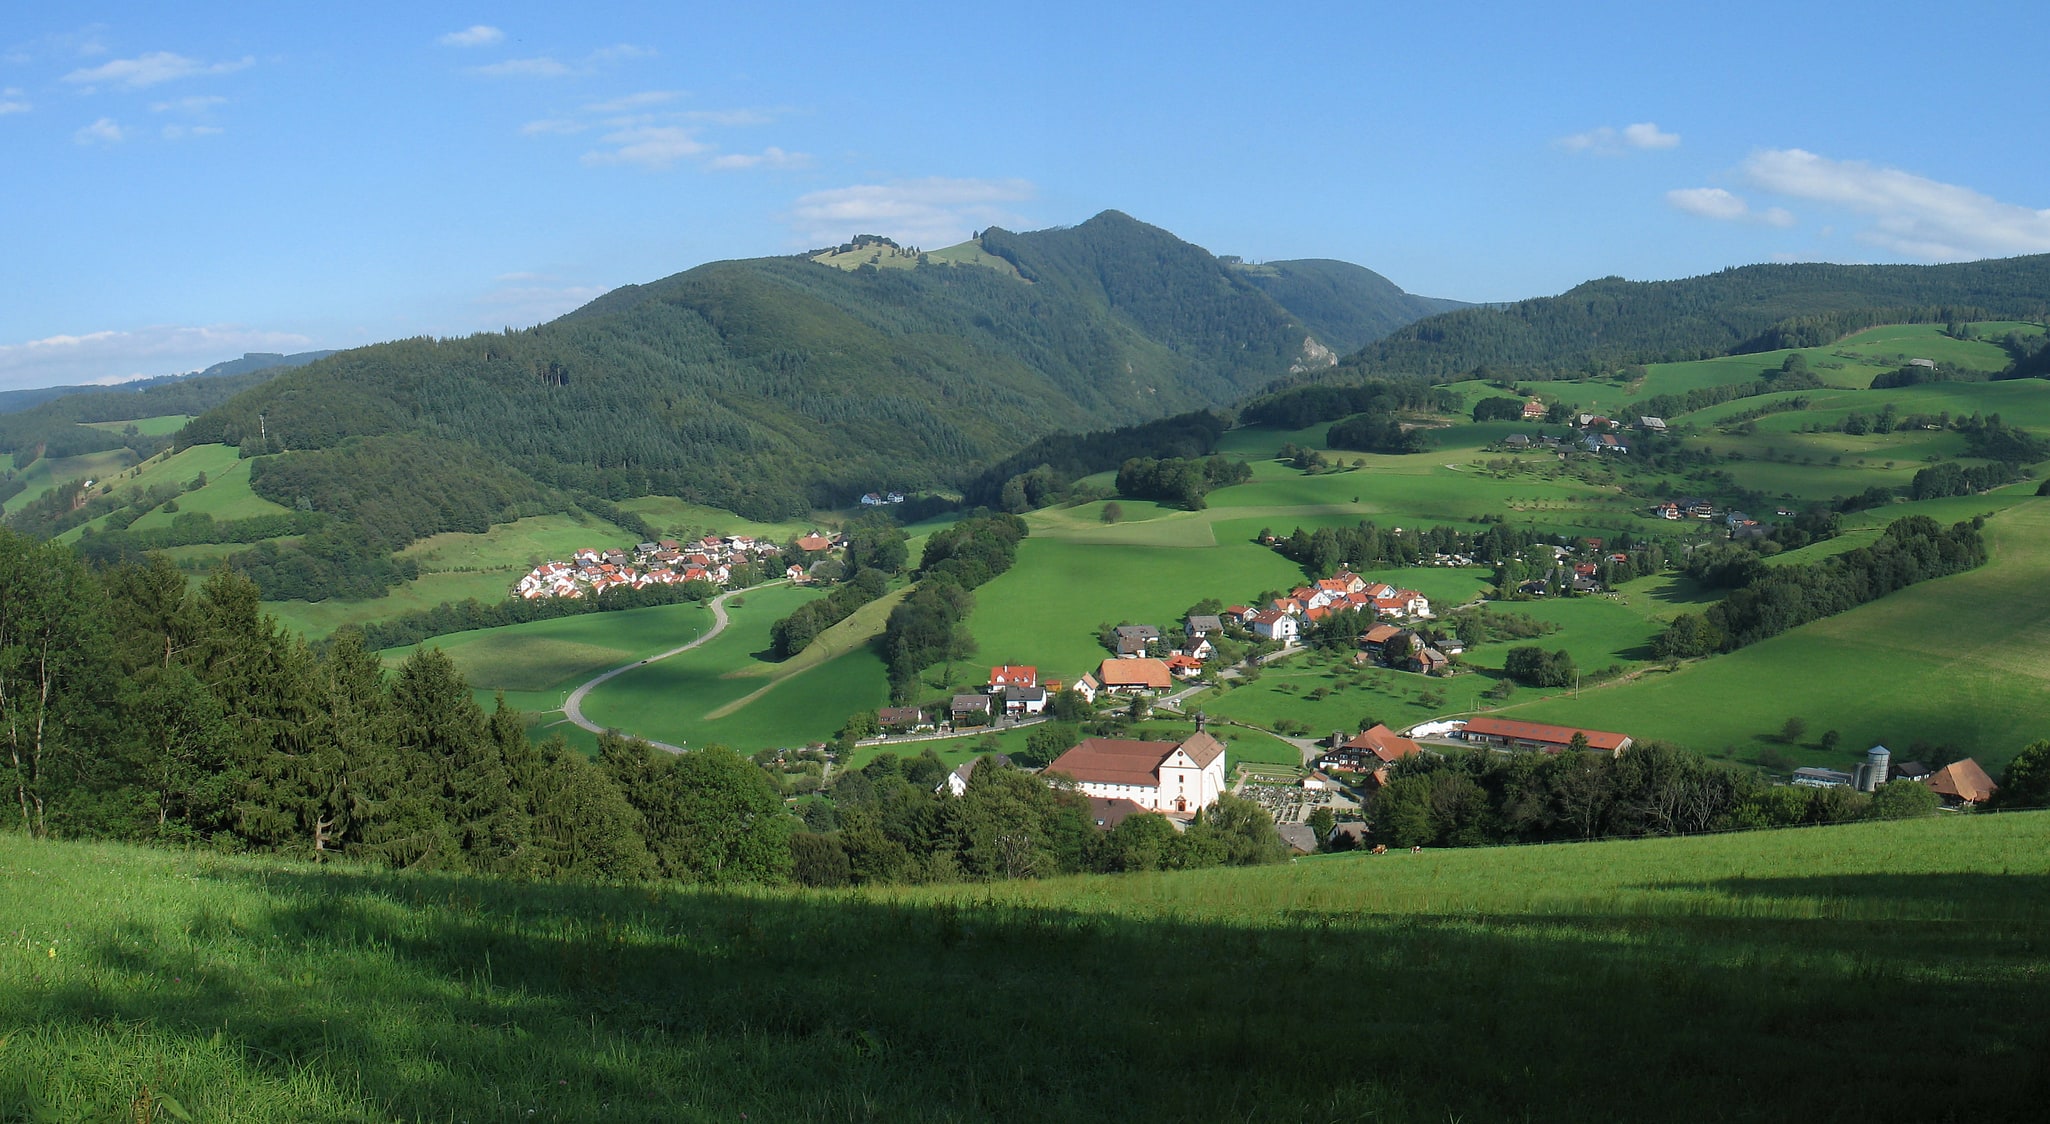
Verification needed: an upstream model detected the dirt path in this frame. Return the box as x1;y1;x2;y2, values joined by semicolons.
560;582;780;754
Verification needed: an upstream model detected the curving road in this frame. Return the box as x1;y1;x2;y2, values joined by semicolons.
559;582;780;754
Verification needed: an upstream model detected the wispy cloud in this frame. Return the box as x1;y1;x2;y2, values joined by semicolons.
789;178;1037;247
1558;121;1680;155
438;25;505;48
1666;187;1794;227
584;89;686;114
0;88;28;115
150;94;225;114
0;324;316;392
531;95;801;171
471;56;573;79
64;51;253;91
1742;148;2050;260
581;125;709;169
468;44;655;79
160;123;222;141
73;116;125;145
709;146;810;171
476;274;607;326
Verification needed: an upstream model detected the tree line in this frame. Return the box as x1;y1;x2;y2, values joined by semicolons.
1654;515;1987;658
881;514;1026;699
1113;455;1252;510
789;750;1285;886
1365;741;1944;849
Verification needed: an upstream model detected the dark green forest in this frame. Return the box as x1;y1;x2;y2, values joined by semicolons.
1325;257;2050;380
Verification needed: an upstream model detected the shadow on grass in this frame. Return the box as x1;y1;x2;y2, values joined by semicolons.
15;862;2050;1122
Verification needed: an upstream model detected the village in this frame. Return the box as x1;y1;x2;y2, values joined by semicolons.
844;555;2001;854
512;530;846;601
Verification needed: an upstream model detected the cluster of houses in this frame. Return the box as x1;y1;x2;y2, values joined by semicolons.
1497;408;1664;456
513;535;787;601
1649;497;1769;538
1235;570;1434;647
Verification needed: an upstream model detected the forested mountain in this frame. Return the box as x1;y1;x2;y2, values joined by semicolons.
1232;258;1469;353
1325;256;2050;381
177;211;1453;524
0;350;334;417
0;356;330;464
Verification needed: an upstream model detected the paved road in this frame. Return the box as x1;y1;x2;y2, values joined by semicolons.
560;583;779;754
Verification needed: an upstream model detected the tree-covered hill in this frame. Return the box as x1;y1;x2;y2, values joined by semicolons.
177;212;1454;524
1232;257;1470;353
1329;256;2050;381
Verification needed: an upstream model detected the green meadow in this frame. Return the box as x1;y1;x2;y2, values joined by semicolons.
81;412;194;436
1;447;136;517
1506;497;2050;771
6;812;2046;1121
125;447;287;528
576;584;890;749
965;535;1302;680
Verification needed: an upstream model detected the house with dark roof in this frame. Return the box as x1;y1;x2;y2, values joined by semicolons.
950;694;993;725
1046;726;1229;815
877;706;930;733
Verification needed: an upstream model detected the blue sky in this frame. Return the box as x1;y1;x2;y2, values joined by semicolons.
3;1;2046;391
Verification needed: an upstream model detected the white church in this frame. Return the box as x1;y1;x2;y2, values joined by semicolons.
1045;723;1228;815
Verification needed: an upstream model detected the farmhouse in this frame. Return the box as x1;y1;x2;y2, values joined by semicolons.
795;532;833;553
1046;728;1229;815
1096;658;1173;694
1462;717;1632;756
1925;759;1998;806
1522;399;1546;420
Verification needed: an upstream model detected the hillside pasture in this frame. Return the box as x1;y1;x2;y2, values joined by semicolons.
965;537;1303;680
576;584;889;750
1;447;137;517
125;451;287;528
385;601;716;697
80;413;194;436
398;512;633;575
614;495;820;543
13;813;2044;1121
1504;497;2050;771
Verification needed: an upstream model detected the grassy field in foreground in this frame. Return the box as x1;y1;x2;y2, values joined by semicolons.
4;813;2046;1122
1506;496;2050;772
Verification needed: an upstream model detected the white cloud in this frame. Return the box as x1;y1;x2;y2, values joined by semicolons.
471;56;572;78
150;94;225;114
438;25;505;48
1743;148;2050;260
586;44;656;64
581;125;709;169
1666;187;1795;227
0;324;315;393
1559;121;1680;155
789;178;1038;247
64;51;253;90
161;123;223;141
709;146;810;171
74;116;125;145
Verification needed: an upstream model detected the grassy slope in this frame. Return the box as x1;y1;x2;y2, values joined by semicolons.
1;447;137;517
1506;496;2050;771
576;584;889;749
5;813;2046;1122
81;413;194;436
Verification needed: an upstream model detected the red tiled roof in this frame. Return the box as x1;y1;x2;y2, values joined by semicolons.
1463;717;1631;752
989;664;1038;688
1097;658;1171;689
1344;723;1421;762
1048;739;1177;787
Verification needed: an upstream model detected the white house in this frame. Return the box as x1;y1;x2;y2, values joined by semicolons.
1045;727;1229;815
1248;610;1300;645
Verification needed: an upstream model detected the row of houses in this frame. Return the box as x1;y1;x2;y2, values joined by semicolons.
513;531;845;601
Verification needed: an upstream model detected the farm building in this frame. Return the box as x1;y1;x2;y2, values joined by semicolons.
1461;717;1632;756
1046;728;1228;815
1925;759;1998;806
1096;658;1172;694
